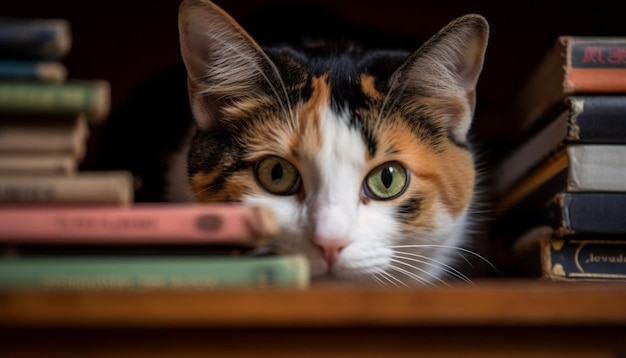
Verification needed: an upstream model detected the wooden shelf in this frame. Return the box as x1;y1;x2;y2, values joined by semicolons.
2;279;626;357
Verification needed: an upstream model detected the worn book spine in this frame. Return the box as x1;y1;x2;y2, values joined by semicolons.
0;80;110;123
494;95;626;197
0;170;134;205
542;237;626;281
0;153;76;175
0;115;89;159
0;203;278;245
554;192;626;235
0;18;72;59
0;60;66;82
567;96;626;142
494;192;626;245
516;36;626;130
0;254;310;289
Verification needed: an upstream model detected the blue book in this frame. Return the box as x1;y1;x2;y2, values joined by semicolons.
0;18;72;59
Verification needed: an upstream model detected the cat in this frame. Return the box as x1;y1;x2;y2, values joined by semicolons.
175;0;491;286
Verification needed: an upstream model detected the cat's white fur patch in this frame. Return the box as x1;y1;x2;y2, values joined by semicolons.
243;104;404;282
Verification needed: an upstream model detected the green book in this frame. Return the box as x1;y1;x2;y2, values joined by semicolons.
0;254;310;289
0;80;110;124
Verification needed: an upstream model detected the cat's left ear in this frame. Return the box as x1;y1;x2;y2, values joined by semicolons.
391;14;489;144
178;0;285;130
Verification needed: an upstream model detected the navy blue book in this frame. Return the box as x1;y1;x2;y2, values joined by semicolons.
495;192;626;245
0;18;71;59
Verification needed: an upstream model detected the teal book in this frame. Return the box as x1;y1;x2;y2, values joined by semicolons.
0;254;310;289
0;60;66;82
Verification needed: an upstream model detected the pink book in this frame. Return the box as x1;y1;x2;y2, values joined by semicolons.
0;203;277;245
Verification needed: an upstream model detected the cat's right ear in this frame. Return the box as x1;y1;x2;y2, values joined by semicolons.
178;0;281;130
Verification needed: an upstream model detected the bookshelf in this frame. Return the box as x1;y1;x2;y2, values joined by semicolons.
2;280;626;357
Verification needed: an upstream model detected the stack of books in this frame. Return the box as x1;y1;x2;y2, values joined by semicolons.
0;203;309;289
0;16;133;205
0;17;309;290
491;36;626;282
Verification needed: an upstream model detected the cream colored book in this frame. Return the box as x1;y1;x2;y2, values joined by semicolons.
0;170;135;205
0;115;89;160
0;153;76;175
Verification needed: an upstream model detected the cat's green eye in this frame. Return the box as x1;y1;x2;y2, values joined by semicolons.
254;156;301;195
363;162;409;200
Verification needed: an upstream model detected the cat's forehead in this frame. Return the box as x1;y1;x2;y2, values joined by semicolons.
265;46;409;111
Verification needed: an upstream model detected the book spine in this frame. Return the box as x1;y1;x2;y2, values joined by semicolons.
566;145;626;191
0;116;89;159
0;80;110;123
0;154;76;175
0;171;134;205
542;237;626;281
0;203;277;244
0;254;309;289
558;193;626;235
0;60;67;82
0;18;72;59
568;96;626;143
565;38;626;93
493;191;626;245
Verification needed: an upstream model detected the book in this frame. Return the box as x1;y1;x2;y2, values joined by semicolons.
511;228;626;281
0;153;76;175
543;236;626;281
0;59;66;82
515;36;626;131
493;95;626;197
0;170;134;204
497;192;626;244
0;80;111;123
0;254;310;289
0;115;89;160
496;145;626;212
0;17;72;59
0;203;278;245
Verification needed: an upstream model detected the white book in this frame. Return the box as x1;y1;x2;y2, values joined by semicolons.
0;115;89;160
0;171;134;205
496;144;626;212
0;153;76;175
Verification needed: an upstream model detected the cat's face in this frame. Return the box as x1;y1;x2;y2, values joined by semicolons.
179;0;489;286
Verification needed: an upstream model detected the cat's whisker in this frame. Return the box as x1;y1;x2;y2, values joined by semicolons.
392;251;474;285
371;273;393;287
375;270;408;288
391;244;503;277
388;258;446;287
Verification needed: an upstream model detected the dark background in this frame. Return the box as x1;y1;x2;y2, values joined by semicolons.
2;0;625;190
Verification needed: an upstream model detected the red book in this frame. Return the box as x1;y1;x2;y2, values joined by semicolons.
0;203;277;245
515;36;626;131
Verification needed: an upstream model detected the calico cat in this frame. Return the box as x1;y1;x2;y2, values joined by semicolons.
176;0;491;286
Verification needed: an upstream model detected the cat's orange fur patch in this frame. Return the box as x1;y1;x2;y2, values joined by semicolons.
360;74;383;101
290;75;330;156
374;118;474;220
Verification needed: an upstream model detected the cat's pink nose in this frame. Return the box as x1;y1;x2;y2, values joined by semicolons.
314;238;348;267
